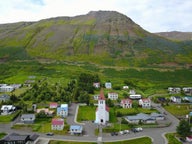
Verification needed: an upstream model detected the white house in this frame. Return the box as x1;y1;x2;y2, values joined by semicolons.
0;85;14;92
93;82;100;88
170;96;182;103
183;87;192;95
168;87;181;94
105;82;112;89
93;94;99;100
95;90;109;125
57;104;68;117
108;92;118;100
129;90;136;95
1;105;16;115
120;99;132;108
51;118;64;130
70;125;83;135
123;86;129;89
21;114;35;124
129;94;141;100
139;98;151;108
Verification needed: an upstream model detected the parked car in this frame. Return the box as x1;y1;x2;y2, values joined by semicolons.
123;130;130;134
135;127;143;132
111;132;118;136
119;131;124;135
46;132;54;136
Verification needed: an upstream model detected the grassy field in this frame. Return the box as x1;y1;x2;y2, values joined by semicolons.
0;111;20;123
0;132;6;139
77;106;96;122
49;137;152;144
165;133;182;144
164;104;192;117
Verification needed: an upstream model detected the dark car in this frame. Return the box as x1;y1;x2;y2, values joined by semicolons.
179;137;186;142
111;132;118;136
46;132;54;136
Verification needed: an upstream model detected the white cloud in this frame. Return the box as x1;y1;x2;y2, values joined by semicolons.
0;0;191;32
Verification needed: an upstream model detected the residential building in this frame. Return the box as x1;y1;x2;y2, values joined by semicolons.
0;94;10;102
0;133;39;144
129;94;141;100
120;98;132;108
95;90;109;125
108;92;118;100
51;118;64;130
57;104;68;117
36;108;54;116
183;87;192;95
170;96;182;103
139;98;151;108
93;94;99;100
0;85;14;92
93;82;100;88
1;105;16;115
69;125;83;135
168;87;181;94
21;114;35;124
183;96;192;103
123;86;129;89
50;102;58;109
105;82;112;89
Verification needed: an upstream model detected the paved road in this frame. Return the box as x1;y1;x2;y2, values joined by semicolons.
0;100;180;144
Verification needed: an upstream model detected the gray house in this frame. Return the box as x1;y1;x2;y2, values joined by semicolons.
21;114;35;124
0;94;10;102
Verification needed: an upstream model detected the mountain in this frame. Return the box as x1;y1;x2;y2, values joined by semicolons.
155;31;192;41
0;10;192;66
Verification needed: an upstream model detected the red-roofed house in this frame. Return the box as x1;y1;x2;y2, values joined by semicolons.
95;90;109;125
51;118;64;130
50;102;58;109
186;136;192;142
139;98;151;108
120;99;132;108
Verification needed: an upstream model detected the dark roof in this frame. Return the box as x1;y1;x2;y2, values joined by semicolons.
1;133;29;141
29;134;39;141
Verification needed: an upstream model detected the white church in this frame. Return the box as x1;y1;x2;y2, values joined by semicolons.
95;90;109;125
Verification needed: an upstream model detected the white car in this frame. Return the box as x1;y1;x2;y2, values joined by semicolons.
124;130;130;134
135;127;143;132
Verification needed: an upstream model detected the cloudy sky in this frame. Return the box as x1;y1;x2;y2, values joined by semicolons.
0;0;191;32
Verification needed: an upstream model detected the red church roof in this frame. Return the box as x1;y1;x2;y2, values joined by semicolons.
98;89;105;100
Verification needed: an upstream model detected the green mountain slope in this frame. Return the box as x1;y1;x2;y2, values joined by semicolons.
0;11;192;66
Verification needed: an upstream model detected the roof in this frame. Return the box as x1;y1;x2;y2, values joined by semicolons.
141;98;151;102
70;125;83;130
1;105;15;110
50;102;58;106
29;134;39;141
21;114;35;119
1;133;29;141
98;89;105;100
121;98;132;104
52;118;64;125
126;113;155;121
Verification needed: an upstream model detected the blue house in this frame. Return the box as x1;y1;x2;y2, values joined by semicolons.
183;96;192;103
70;125;83;135
57;104;68;117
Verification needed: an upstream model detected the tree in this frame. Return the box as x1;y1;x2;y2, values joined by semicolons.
176;119;191;138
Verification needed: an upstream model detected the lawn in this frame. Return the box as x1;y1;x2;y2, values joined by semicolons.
115;107;158;116
49;137;152;144
164;104;192;117
0;132;6;139
0;111;20;123
165;133;182;144
77;106;96;122
12;118;70;135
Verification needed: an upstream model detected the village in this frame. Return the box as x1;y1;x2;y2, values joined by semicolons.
0;77;192;143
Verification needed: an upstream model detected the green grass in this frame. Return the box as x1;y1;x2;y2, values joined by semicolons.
49;137;152;144
77;106;96;122
0;111;20;123
0;132;6;139
165;133;182;144
164;104;192;117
